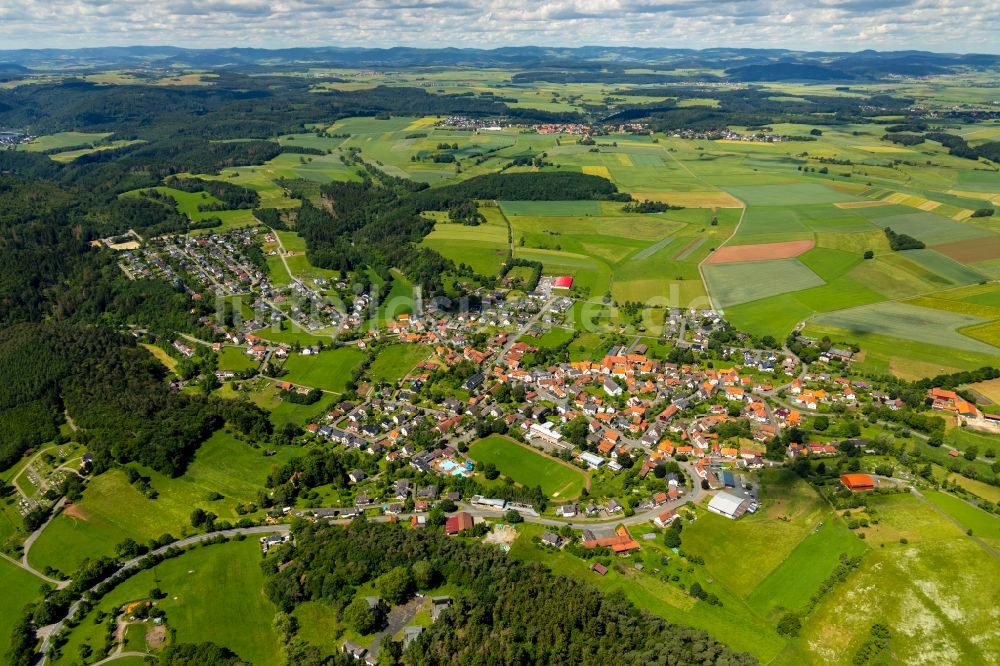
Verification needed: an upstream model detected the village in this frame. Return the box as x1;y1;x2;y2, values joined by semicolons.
107;228;1000;557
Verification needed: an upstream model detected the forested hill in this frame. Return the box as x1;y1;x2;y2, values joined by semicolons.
265;521;757;666
292;170;626;294
0;171;273;478
0;323;271;476
0;78;581;141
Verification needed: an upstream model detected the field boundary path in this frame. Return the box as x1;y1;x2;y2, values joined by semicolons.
698;203;747;312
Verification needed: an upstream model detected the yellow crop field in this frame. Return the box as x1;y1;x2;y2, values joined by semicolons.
630;191;743;208
582;165;612;178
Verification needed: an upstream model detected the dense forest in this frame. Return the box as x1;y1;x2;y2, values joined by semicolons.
0;323;271;475
264;521;756;666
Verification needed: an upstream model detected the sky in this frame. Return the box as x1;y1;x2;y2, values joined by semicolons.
0;0;996;54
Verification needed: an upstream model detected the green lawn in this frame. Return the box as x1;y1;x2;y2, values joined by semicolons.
29;432;298;574
367;344;430;385
0;559;48;657
247;380;341;427
467;435;586;500
534;327;576;348
217;346;260;373
53;539;281;665
280;347;366;393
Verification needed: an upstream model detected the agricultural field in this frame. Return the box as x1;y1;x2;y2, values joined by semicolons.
28;432;299;575
810;301;1000;354
53;539;281;666
467;435;587;499
704;258;825;309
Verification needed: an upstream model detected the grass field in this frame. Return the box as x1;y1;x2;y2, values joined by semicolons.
0;559;48;657
467;435;586;499
19;131;112;152
367;344;430;384
421;207;509;275
279;347;366;393
684;470;829;598
746;518;867;618
922;490;1000;548
29;432;298;574
140;343;179;372
780;492;1000;665
217;346;260;373
53;539;281;665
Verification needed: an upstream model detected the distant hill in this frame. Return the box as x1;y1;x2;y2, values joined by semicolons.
725;63;854;82
0;46;995;78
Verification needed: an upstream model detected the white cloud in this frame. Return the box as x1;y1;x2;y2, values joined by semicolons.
0;0;995;52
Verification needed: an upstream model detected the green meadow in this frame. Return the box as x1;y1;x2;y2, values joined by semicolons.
29;432;299;575
367;344;431;384
279;347;366;393
53;539;281;666
0;559;48;657
779;492;1000;665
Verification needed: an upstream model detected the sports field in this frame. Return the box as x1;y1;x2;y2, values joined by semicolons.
467;435;586;499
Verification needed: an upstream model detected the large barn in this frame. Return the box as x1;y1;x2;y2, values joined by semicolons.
706;490;750;520
840;473;876;492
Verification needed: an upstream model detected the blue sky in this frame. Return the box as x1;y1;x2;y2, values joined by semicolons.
0;0;996;53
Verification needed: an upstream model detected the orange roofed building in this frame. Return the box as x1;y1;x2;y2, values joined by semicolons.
840;473;876;492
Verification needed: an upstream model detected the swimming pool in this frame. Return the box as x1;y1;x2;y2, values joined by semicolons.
438;459;466;476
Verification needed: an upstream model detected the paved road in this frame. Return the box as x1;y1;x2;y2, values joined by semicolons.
0;551;65;588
